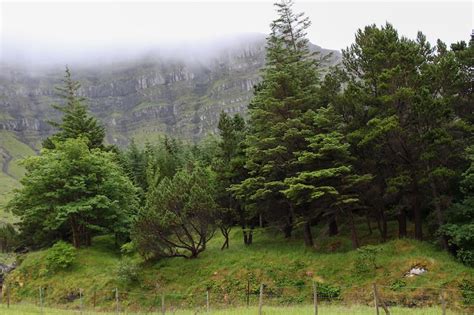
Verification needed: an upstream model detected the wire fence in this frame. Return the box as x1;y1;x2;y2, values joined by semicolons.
1;282;474;314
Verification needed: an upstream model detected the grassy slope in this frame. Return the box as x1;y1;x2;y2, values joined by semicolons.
0;130;37;223
5;221;474;313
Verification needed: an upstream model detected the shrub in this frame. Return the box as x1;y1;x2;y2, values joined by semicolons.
116;258;140;284
459;279;474;305
316;282;341;299
45;241;76;272
354;245;381;278
390;279;407;291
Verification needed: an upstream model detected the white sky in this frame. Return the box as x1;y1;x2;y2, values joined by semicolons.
1;0;473;65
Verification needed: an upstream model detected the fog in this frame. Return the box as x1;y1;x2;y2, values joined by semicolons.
1;0;472;69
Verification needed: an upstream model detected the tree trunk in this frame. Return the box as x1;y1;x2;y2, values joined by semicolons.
283;224;293;238
243;225;254;245
283;213;293;238
366;213;373;235
412;176;423;241
349;210;359;249
328;216;338;236
220;227;230;250
430;182;449;250
247;226;253;245
381;210;388;241
398;207;407;238
377;207;387;242
303;221;314;247
70;216;81;248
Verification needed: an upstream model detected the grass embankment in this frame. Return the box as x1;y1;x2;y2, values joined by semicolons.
4;220;474;313
0;130;37;224
0;304;459;314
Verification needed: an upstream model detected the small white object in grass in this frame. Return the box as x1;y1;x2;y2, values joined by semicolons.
405;267;427;277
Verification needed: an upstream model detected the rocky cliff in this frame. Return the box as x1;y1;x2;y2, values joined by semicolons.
0;33;341;186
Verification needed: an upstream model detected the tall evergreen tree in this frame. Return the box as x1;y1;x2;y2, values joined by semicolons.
43;67;105;150
283;106;371;248
338;24;472;246
214;112;248;247
232;0;322;239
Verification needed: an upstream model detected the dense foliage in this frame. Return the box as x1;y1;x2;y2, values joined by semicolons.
8;138;138;248
45;241;76;272
8;70;138;248
5;0;473;267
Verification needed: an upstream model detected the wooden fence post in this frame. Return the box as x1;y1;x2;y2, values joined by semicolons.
313;282;318;315
6;285;10;308
206;289;210;313
373;283;379;315
79;288;83;315
115;288;119;314
93;289;97;308
161;293;165;315
440;290;446;315
258;284;264;315
39;287;44;314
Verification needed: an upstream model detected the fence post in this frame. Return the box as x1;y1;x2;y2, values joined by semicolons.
6;285;10;308
258;284;264;315
440;289;446;315
115;288;120;314
39;287;44;314
79;288;83;315
313;281;318;315
161;293;165;315
373;283;379;315
206;289;210;313
93;289;97;308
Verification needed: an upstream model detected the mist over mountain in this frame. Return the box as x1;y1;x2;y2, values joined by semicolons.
0;33;340;148
0;33;340;193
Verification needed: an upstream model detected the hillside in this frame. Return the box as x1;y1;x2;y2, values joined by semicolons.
5;221;474;313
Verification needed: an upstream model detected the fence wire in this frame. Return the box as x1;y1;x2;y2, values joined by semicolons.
1;282;474;314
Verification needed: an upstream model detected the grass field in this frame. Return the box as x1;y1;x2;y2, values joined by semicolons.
0;304;461;315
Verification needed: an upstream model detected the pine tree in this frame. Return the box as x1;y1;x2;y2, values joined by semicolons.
133;165;217;259
214;112;248;248
339;24;473;246
283;106;371;248
43;67;105;149
232;0;322;239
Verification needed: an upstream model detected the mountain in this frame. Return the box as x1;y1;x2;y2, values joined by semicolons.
0;33;341;211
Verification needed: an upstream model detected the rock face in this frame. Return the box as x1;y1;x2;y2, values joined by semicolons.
0;33;341;154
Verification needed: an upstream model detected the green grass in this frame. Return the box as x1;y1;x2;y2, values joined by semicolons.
0;130;37;223
0;131;36;179
0;303;461;314
5;221;474;312
0;172;19;224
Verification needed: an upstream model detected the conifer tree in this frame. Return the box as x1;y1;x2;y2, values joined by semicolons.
43;67;105;149
283;106;371;248
214;112;248;247
232;0;322;239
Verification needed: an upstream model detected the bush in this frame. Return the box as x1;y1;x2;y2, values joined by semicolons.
459;279;474;305
45;241;76;272
354;245;381;278
316;282;341;299
116;258;140;284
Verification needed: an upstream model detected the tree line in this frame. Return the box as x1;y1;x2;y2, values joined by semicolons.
7;0;474;265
